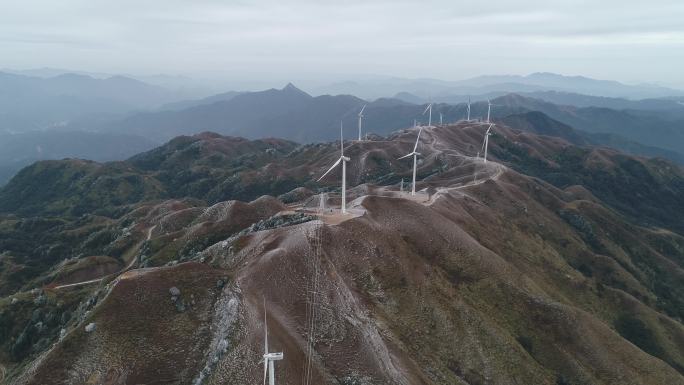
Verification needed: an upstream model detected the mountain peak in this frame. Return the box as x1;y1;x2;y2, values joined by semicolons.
282;82;310;96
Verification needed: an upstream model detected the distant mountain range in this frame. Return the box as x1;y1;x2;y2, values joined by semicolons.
0;131;158;185
395;90;684;115
89;84;684;165
99;84;373;143
499;111;684;164
2;70;684;187
157;91;244;111
313;72;684;100
0;71;188;132
488;94;684;158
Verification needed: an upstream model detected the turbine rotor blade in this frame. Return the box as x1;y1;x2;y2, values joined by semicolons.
413;127;423;153
398;152;414;160
317;157;342;181
359;104;366;115
423;103;432;115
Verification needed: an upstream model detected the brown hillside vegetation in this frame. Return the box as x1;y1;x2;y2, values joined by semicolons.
9;127;684;384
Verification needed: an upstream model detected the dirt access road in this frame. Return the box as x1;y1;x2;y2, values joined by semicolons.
51;225;156;290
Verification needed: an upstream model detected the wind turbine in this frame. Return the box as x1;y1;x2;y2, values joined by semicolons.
357;104;366;141
486;99;497;123
466;97;471;121
439;112;443;126
398;127;423;195
317;121;350;214
262;299;283;385
318;192;327;213
423;103;433;127
481;124;494;163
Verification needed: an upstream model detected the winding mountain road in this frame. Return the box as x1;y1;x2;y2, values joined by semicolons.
416;124;507;202
315;125;507;221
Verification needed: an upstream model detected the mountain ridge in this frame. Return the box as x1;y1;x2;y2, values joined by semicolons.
1;122;683;384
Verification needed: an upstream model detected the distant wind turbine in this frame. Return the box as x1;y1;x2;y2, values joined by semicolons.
481;124;494;163
439;112;443;126
357;104;366;141
423;103;433;127
317;121;350;213
262;298;283;385
466;97;471;121
398;127;423;195
486;99;497;123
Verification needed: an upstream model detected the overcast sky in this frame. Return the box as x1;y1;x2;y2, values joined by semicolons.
2;0;684;87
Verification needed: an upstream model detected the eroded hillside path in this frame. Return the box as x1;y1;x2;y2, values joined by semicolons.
428;159;505;204
370;125;505;205
51;225;156;290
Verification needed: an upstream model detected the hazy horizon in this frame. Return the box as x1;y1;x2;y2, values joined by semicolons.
2;0;684;89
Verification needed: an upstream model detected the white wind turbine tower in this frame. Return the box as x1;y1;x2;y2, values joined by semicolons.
466;97;471;121
262;300;283;385
318;192;327;213
423;103;433;127
317;121;350;214
357;104;366;141
398;127;423;195
439;112;443;126
481;124;494;163
486;99;496;123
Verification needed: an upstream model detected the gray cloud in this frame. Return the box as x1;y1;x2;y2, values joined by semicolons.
1;0;683;87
